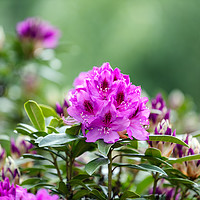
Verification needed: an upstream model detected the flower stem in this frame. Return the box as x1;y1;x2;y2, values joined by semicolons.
152;172;159;195
108;149;113;200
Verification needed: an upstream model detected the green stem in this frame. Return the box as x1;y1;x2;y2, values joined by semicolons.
50;153;63;182
152;172;159;195
108;149;113;200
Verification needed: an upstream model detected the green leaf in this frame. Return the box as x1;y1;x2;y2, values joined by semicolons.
145;148;163;165
168;154;200;164
166;177;198;186
58;181;69;195
39;104;58;118
49;117;60;128
24;100;45;131
23;153;52;163
89;189;107;200
21;178;45;186
113;163;167;175
85;157;109;176
38;133;82;147
72;140;96;158
69;179;91;191
136;176;154;194
73;189;88;199
15;123;37;136
114;153;171;167
97;139;113;156
120;191;140;200
0;135;9;141
65;125;81;135
145;148;162;158
148;135;189;147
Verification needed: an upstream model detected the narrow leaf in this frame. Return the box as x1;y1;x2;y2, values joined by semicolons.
0;135;9;141
23;153;52;163
85;157;109;176
113;163;167;175
120;191;140;200
97;139;113;156
38;133;81;147
148;135;189;147
168;154;200;164
24;100;45;131
89;189;106;200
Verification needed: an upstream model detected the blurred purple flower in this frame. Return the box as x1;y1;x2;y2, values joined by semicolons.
148;119;176;157
55;99;69;117
67;62;150;143
173;134;200;180
149;180;181;200
0;145;6;170
0;178;59;200
2;157;20;185
149;93;170;129
16;17;60;49
11;136;35;159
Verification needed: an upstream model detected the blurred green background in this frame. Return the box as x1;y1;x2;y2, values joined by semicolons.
1;0;200;109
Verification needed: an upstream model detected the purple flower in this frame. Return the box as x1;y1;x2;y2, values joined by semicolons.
55;99;69;117
148;119;176;157
2;157;20;185
173;134;200;180
85;101;130;143
0;178;59;200
11;136;35;159
0;145;6;170
149;93;170;129
35;189;59;200
16;17;60;49
67;62;150;143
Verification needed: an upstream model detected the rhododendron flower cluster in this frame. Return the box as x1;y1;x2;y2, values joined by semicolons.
0;178;59;200
67;63;150;143
16;17;60;49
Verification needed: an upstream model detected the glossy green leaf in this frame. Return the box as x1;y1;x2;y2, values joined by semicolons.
145;148;163;166
65;124;81;135
39;104;58;118
23;153;52;163
0;135;9;141
73;189;88;199
15;123;37;136
38;133;82;147
69;179;91;191
89;189;106;200
58;181;69;195
168;154;200;164
24;100;45;131
120;191;140;200
72;140;96;158
97;139;113;156
148;135;189;147
85;157;109;176
166;177;198;186
113;163;167;175
145;148;162;158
